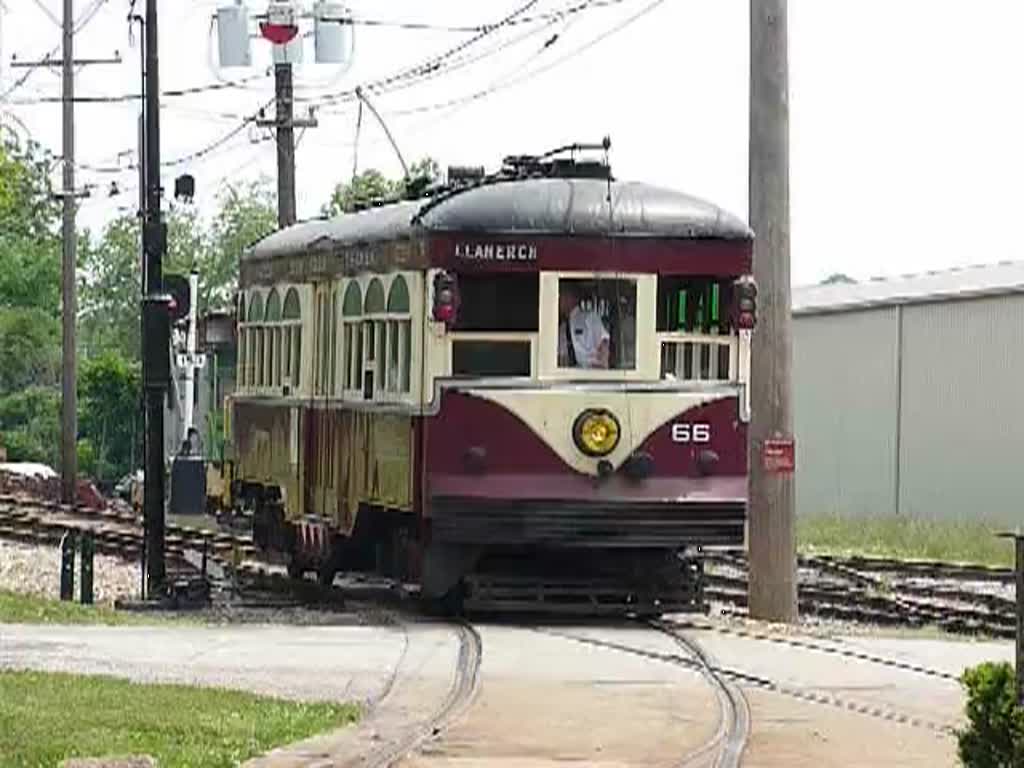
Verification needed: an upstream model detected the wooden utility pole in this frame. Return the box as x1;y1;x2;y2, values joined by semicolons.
258;62;316;228
12;3;118;506
60;0;76;506
748;0;798;622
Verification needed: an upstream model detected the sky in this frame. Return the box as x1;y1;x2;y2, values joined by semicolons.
1;0;1022;287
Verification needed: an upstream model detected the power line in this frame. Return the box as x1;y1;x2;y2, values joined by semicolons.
0;0;107;102
342;0;628;33
7;72;271;105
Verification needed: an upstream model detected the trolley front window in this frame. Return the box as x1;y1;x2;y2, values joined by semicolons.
557;278;637;370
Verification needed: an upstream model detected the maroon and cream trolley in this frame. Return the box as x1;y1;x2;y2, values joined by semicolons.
227;151;756;615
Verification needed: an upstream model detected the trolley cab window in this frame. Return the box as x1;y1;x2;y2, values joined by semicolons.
450;273;537;378
557;278;637;370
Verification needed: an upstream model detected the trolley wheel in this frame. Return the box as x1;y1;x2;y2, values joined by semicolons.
286;558;305;580
422;580;466;618
317;564;337;588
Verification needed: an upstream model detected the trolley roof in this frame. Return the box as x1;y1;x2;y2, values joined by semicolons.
244;177;752;263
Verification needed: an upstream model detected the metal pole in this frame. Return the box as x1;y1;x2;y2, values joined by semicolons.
275;62;296;228
184;271;199;433
1017;536;1023;706
143;0;167;594
60;0;77;506
747;0;797;622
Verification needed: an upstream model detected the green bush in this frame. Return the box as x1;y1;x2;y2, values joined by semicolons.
958;662;1024;767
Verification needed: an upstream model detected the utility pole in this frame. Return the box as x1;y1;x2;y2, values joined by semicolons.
142;0;170;594
747;0;798;622
257;61;316;228
13;4;119;506
60;0;76;507
183;270;199;434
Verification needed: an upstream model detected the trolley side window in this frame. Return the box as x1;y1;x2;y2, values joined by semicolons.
557;278;637;371
657;277;734;334
450;273;537;378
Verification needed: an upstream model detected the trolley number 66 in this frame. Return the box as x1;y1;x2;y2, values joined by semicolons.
671;423;711;444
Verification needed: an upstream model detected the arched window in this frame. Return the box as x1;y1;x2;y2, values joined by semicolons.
386;276;412;394
237;292;248;389
363;279;387;397
246;292;265;389
282;288;302;390
265;289;282;388
342;282;362;393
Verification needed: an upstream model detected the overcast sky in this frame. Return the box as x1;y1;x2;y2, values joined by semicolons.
1;0;1022;286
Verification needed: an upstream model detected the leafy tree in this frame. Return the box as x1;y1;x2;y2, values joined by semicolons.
0;134;60;315
78;352;142;483
0;387;61;466
324;157;440;216
203;179;276;310
958;661;1024;767
79;180;277;360
0;307;61;393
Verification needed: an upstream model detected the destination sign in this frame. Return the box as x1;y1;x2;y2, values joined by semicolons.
454;242;537;262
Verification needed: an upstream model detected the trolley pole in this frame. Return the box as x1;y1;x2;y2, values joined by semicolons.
747;0;798;622
142;0;168;594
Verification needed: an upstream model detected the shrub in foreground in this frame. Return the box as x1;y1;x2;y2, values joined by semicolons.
957;661;1024;767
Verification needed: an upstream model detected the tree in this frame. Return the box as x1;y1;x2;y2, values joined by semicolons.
0;387;61;466
0;134;60;315
78;352;142;483
0;307;61;393
324;157;440;216
203;179;276;310
79;180;276;360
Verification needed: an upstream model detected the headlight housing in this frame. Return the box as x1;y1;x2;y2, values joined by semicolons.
572;409;621;457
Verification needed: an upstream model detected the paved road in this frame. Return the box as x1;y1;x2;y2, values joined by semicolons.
0;618;1014;767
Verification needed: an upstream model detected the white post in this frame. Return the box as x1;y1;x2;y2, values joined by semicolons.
183;270;199;434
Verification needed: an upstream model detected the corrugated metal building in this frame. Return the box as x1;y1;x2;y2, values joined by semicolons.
793;262;1024;524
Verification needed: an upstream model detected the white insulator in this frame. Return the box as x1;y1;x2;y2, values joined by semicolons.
216;2;252;68
271;35;304;65
314;2;352;65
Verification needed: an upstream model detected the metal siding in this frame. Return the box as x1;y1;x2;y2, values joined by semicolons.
899;295;1024;523
793;308;899;517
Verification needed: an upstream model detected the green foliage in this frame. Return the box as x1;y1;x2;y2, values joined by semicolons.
0;307;60;392
0;590;157;625
79;179;277;360
957;662;1024;767
204;178;277;309
0;668;358;767
0;387;60;466
78;352;142;484
0;134;60;316
324;157;440;215
820;273;857;285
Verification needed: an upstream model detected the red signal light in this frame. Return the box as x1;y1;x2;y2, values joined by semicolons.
260;22;299;45
432;271;459;326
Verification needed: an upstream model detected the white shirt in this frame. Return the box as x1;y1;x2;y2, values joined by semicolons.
558;306;610;368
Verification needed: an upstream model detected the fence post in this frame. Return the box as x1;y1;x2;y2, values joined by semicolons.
999;531;1024;706
59;534;75;601
80;532;94;605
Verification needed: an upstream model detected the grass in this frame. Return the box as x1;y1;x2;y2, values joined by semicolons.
0;590;195;626
798;514;1016;568
0;669;359;768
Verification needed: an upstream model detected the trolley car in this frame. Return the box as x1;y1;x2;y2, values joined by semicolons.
225;147;755;615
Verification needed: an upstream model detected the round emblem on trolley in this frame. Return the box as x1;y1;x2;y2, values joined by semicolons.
572;409;621;458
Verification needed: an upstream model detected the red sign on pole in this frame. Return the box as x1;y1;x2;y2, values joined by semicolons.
762;438;796;474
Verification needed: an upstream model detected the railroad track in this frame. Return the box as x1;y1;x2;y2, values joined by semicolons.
704;551;1017;639
658;624;750;768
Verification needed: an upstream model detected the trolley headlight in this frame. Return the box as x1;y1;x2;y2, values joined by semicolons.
572;409;621;457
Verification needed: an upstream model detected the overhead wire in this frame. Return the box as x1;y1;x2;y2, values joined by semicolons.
0;0;108;102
